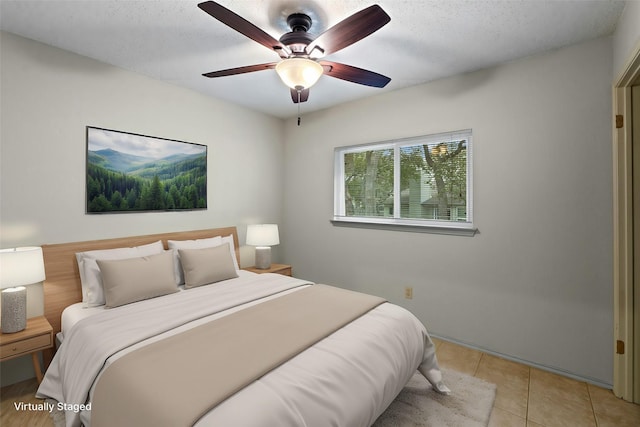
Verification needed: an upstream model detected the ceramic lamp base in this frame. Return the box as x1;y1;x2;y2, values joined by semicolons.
255;246;272;269
1;286;27;333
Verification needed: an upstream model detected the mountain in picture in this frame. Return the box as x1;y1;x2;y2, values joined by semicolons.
88;148;154;173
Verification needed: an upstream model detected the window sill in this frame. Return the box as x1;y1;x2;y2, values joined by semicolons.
330;216;478;237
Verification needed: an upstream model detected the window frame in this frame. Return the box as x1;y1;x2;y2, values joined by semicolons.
332;130;476;236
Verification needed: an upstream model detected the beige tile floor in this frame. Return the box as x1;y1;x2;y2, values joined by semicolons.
1;339;639;427
431;338;640;427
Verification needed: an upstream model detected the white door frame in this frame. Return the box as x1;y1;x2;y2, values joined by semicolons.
613;41;640;402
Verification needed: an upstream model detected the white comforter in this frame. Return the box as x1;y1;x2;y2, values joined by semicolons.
37;272;445;427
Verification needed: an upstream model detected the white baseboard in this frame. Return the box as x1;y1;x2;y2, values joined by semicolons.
430;333;612;390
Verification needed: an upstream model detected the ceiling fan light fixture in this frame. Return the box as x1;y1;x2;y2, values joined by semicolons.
275;58;323;90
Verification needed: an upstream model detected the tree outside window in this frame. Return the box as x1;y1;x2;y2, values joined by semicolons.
334;130;473;231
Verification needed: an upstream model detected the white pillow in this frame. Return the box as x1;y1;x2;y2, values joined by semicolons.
168;236;223;285
221;234;240;271
76;240;164;307
97;251;177;308
179;244;238;289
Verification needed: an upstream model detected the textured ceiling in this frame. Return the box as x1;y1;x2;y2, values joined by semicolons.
0;0;626;119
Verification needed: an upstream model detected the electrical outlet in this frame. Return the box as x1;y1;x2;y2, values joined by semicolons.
404;286;413;299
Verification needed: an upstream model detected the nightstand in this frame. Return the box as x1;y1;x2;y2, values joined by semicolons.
0;316;53;383
244;263;292;276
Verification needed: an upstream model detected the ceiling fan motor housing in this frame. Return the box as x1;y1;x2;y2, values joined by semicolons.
279;13;315;54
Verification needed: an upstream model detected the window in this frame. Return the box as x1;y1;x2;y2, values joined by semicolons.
333;130;475;235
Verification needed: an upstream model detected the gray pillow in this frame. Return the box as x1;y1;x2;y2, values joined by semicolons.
97;251;177;308
178;243;239;289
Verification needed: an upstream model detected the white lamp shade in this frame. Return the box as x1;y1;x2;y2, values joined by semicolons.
275;58;323;90
246;224;280;247
0;246;46;289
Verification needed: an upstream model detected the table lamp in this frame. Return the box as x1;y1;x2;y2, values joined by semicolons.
246;224;280;269
0;247;46;333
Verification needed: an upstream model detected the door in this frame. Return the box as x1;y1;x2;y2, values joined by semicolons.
613;50;640;401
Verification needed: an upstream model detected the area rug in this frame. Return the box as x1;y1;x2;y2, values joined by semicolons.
50;368;496;427
374;368;497;427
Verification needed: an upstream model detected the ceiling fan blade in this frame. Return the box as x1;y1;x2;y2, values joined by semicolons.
306;5;390;58
320;61;390;88
290;88;310;103
203;62;277;78
198;1;288;57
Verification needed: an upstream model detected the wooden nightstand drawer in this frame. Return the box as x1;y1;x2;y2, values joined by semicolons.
1;333;52;360
0;316;53;383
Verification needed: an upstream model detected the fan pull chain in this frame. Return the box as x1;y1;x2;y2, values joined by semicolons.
297;90;301;126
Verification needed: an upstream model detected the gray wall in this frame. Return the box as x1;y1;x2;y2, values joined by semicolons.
0;32;285;249
282;36;614;386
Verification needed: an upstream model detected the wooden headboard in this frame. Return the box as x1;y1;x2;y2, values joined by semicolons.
41;227;240;339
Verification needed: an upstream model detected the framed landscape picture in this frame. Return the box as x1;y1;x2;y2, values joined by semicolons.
86;126;207;213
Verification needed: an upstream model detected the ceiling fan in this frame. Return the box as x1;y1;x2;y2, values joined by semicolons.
198;1;391;105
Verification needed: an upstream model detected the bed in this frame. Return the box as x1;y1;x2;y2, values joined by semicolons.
35;227;448;427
